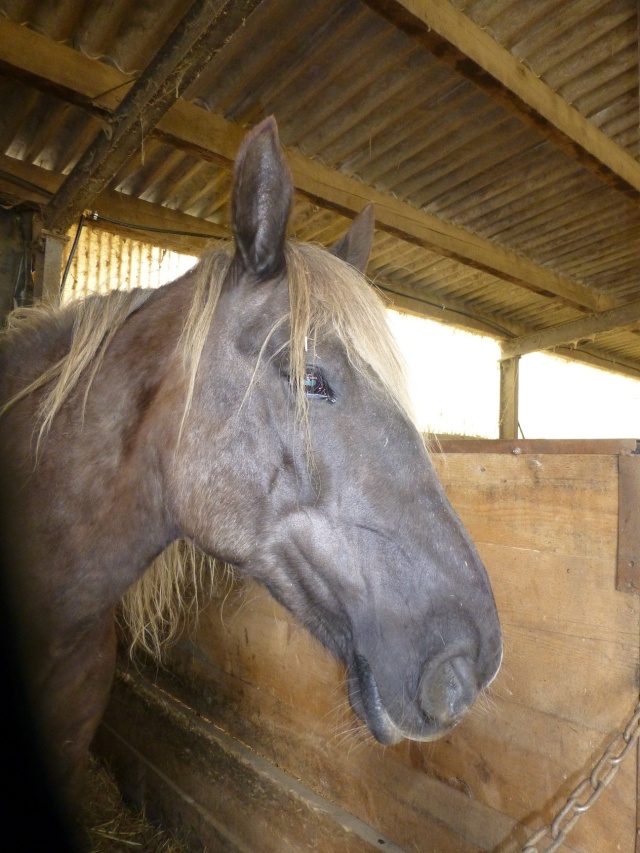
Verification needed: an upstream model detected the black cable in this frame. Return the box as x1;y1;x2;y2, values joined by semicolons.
0;168;54;198
87;210;220;241
377;284;515;338
60;214;85;293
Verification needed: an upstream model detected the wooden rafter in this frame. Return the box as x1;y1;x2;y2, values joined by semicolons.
0;18;620;317
43;0;265;235
550;344;640;380
502;298;640;359
0;155;225;255
362;0;640;201
376;279;525;339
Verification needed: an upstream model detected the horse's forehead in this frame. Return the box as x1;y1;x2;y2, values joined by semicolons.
230;257;359;367
233;268;289;315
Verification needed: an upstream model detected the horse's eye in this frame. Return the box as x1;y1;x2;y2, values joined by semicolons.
303;367;336;403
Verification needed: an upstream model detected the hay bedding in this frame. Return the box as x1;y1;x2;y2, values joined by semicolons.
82;756;191;853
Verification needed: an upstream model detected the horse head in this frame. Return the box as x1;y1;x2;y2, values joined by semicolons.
170;117;502;744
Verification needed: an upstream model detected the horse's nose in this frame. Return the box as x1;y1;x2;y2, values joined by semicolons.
418;652;479;725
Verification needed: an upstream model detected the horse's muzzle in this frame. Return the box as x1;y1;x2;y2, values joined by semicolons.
349;643;500;744
418;650;479;727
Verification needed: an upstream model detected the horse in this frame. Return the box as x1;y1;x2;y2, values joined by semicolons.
0;117;502;819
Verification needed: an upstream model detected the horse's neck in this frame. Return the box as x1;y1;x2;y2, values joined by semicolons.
1;282;196;607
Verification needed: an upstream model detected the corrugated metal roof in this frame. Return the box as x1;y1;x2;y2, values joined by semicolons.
456;0;639;155
0;0;638;378
0;0;191;73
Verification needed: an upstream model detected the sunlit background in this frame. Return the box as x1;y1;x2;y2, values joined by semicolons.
388;309;640;440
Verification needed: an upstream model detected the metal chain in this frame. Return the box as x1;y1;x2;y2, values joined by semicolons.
521;698;640;853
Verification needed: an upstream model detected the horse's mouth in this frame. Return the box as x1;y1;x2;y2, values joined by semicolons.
348;654;459;745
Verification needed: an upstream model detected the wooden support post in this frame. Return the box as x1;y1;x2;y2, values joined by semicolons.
499;355;520;440
32;216;67;305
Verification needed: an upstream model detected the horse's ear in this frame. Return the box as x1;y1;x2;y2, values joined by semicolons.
330;203;375;273
232;116;292;278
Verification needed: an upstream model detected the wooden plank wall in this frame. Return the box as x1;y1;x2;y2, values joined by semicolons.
97;444;640;852
432;448;639;850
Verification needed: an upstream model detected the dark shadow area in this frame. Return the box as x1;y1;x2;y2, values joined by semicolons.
0;501;82;852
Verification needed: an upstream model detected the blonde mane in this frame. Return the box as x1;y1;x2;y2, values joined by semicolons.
0;288;156;451
284;241;414;425
1;239;413;657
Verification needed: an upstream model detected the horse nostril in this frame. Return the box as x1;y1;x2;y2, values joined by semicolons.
419;653;478;725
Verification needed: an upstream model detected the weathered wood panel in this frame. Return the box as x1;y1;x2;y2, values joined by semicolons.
97;669;413;853
97;444;640;852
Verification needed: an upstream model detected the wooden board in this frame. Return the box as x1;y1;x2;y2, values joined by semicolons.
142;577;635;852
97;445;640;852
97;669;409;853
434;438;639;455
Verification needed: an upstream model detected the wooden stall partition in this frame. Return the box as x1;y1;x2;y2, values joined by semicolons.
431;439;640;852
96;440;640;852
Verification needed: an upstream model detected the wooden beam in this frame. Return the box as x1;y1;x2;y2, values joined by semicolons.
542;344;640;381
502;298;640;359
43;0;264;235
0;155;226;255
617;455;640;594
376;282;640;379
0;19;134;116
376;279;525;339
499;356;519;440
0;18;617;316
363;0;640;201
381;289;507;338
97;669;408;853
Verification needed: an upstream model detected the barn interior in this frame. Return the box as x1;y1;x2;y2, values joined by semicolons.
0;1;639;851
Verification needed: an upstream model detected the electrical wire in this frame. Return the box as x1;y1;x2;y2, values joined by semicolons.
0;168;53;198
86;210;221;240
377;284;516;338
60;214;85;293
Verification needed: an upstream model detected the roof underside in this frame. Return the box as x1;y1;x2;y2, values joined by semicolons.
0;0;638;376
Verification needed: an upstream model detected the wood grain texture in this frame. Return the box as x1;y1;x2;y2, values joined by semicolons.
618;454;640;593
96;670;408;853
